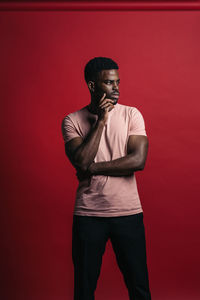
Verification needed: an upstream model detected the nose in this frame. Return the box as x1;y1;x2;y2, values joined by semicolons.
112;81;119;91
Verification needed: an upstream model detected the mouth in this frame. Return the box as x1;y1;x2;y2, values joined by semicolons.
112;93;119;97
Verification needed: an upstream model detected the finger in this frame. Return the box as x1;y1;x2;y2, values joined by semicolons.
101;103;114;110
99;99;114;108
99;93;107;104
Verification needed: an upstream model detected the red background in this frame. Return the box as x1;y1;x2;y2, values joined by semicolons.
1;6;200;300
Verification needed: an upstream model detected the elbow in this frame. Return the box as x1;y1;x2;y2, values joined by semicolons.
74;160;88;173
79;163;89;173
138;156;147;170
73;155;89;172
134;157;146;171
137;162;145;171
135;149;148;171
138;157;148;171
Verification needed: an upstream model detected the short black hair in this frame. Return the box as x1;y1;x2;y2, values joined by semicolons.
84;57;119;83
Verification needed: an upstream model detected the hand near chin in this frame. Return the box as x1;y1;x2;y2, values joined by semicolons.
97;93;115;123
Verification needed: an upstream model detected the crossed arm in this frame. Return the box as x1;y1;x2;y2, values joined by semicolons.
64;119;149;179
88;134;148;176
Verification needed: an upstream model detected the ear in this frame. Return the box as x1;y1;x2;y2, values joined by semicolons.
87;81;95;93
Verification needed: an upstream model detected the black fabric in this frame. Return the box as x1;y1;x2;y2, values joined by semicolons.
72;212;152;300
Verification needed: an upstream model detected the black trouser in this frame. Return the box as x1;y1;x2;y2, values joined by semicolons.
72;212;152;300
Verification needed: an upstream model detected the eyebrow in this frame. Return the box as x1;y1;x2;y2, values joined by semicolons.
103;79;120;82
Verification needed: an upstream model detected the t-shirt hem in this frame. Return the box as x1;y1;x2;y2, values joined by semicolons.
73;207;143;217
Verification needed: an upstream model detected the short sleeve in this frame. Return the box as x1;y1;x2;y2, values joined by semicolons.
61;115;81;143
128;108;147;136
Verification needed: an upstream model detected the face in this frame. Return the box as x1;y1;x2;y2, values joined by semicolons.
93;69;120;105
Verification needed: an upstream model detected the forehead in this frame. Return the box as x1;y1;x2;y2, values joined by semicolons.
98;69;119;80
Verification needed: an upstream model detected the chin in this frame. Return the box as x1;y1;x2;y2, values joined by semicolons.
107;95;119;105
112;99;118;105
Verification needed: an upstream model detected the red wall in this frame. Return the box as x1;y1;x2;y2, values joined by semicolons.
1;9;200;300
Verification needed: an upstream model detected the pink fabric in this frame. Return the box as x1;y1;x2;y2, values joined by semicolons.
62;103;147;217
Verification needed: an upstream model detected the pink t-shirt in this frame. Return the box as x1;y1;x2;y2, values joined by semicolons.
61;103;147;217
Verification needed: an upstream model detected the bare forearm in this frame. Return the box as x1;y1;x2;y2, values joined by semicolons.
73;120;105;171
69;97;115;172
89;153;146;176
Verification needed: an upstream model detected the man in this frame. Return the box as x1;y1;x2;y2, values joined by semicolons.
61;57;152;300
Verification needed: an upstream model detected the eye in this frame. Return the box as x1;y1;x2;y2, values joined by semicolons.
104;80;112;85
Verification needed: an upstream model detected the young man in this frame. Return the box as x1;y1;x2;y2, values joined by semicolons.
61;57;152;300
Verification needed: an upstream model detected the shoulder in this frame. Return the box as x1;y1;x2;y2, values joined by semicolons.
62;106;88;125
116;103;144;118
61;106;88;143
117;103;147;134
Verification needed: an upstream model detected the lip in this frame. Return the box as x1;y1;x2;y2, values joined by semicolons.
112;93;119;96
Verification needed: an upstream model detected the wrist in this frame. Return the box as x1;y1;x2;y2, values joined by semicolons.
97;118;106;126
